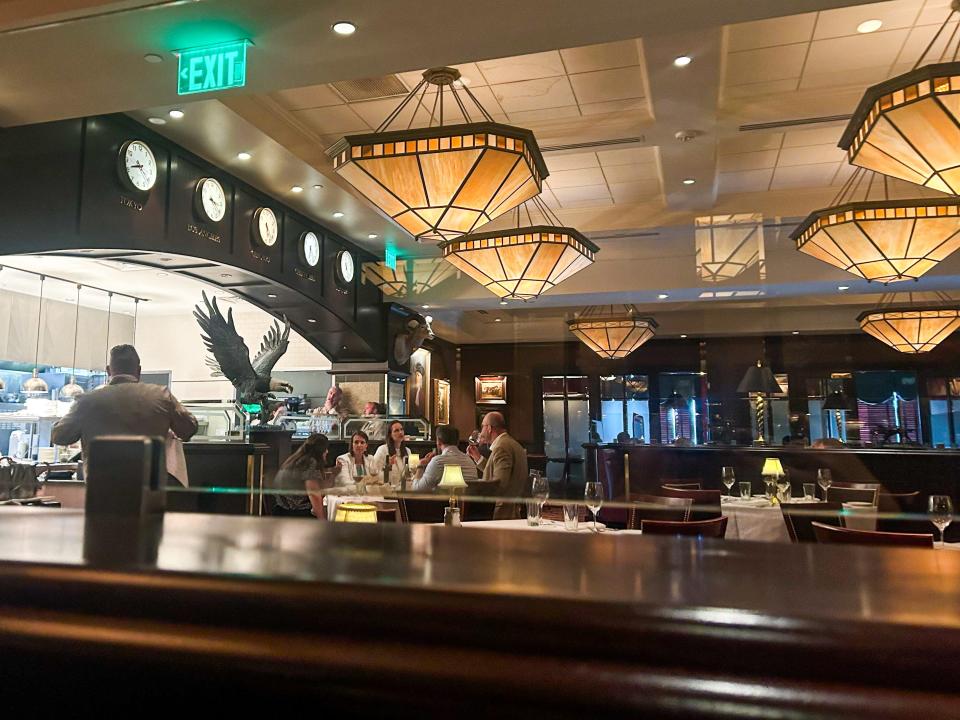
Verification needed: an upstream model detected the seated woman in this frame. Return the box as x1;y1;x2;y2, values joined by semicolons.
372;420;411;485
272;433;332;517
334;430;382;488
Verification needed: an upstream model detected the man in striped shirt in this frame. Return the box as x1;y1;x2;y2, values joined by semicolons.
412;424;478;492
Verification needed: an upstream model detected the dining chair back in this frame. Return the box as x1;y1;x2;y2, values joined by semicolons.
661;481;701;490
398;497;449;523
660;486;721;520
641;516;728;538
627;494;692;530
811;521;934;548
780;502;842;542
877;491;925;534
827;486;879;505
832;482;882;491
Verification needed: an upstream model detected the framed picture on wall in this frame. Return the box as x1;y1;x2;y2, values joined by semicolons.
433;379;450;425
475;375;507;404
406;348;431;419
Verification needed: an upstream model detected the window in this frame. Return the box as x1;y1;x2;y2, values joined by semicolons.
542;375;589;489
599;375;650;443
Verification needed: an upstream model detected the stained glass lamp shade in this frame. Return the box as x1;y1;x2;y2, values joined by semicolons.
361;258;455;297
568;305;657;359
328;67;547;243
695;213;765;283
857;306;960;353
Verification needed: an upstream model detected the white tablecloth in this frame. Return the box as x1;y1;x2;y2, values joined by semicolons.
721;498;791;543
460;519;642;535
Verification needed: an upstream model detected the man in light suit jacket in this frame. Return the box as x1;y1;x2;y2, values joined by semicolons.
467;411;528;519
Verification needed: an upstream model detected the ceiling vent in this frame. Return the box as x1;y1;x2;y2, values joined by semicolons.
331;75;409;103
738;114;851;132
542;135;646;153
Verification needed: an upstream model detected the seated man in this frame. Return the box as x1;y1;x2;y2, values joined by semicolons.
51;344;198;484
360;401;387;441
412;424;478;492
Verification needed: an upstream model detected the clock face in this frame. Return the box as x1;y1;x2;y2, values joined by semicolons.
195;177;226;222
301;231;320;267
254;207;278;247
337;250;355;285
119;140;157;192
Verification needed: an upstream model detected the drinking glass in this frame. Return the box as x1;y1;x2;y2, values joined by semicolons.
530;474;549;525
721;467;736;496
526;500;542;527
817;468;832;499
563;503;579;531
764;479;776;501
739;481;752;499
776;474;790;503
803;483;816;500
584;482;604;532
928;495;954;547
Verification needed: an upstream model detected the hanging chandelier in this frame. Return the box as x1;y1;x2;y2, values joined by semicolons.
440;197;598;301
857;301;960;353
839;2;960;193
568;305;657;359
695;213;765;283
361;258;456;297
328;67;547;243
60;283;84;400
792;168;960;282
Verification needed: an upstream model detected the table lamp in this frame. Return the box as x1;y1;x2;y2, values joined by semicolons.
437;464;467;526
737;360;782;444
761;457;786;502
334;502;378;523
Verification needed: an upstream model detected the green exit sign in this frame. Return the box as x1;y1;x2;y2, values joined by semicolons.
385;242;398;270
178;40;249;95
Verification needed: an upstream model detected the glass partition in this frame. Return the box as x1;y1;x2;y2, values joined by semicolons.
599;374;650;443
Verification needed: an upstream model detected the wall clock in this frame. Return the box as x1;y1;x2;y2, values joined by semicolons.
299;231;321;267
335;250;355;286
194;177;226;222
117;140;157;193
252;207;278;247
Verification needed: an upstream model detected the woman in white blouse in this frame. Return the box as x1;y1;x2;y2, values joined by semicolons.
334;430;381;487
372;420;411;485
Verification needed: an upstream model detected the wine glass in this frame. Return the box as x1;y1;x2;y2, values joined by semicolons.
776;472;790;503
584;482;604;532
721;467;736;497
817;468;832;500
468;430;481;446
928;495;954;547
530;473;549;525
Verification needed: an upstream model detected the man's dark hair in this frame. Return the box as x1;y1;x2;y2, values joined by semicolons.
436;424;459;446
108;344;141;376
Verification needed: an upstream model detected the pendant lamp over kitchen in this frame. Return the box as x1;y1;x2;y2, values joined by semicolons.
839;0;960;193
328;67;547;242
59;284;85;400
567;305;657;359
440;197;598;301
22;274;48;395
792;167;960;282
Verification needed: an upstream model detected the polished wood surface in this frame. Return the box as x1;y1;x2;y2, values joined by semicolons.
0;509;959;713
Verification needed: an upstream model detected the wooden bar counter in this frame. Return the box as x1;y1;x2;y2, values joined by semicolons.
0;508;958;714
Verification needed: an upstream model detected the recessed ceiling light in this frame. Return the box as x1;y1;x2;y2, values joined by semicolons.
333;212;344;218
147;117;166;125
237;152;252;161
682;178;696;185
307;318;317;323
143;53;163;64
368;233;378;239
168;109;184;119
792;331;800;335
838;285;849;291
422;305;430;309
857;19;882;33
267;293;277;299
291;185;303;193
494;318;502;322
673;55;692;67
680;334;687;338
658;293;669;299
332;21;356;35
499;299;508;305
313;184;323;190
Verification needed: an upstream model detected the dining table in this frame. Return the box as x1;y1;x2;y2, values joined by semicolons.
460;518;643;535
720;495;796;543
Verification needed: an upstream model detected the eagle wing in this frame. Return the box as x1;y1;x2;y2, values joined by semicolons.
193;291;258;389
251;315;291;378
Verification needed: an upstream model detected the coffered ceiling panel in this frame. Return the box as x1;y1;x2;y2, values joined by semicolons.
568;66;647;105
813;0;924;38
726;13;818;51
559;39;642;73
475;50;568;84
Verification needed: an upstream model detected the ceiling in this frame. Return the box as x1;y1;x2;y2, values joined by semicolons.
6;0;960;347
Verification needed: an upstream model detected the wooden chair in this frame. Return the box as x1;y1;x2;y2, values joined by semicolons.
660;486;721;520
832;482;883;490
641;516;728;538
398;497;449;523
877;491;925;534
373;500;399;523
811;521;934;548
661;481;701;490
462;500;496;522
627;494;692;530
780;502;842;543
827;486;879;505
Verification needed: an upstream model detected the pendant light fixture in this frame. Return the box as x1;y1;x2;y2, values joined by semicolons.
792;168;960;282
361;258;456;297
568;305;657;359
857;292;960;353
695;213;765;283
839;1;960;193
59;284;84;400
329;67;547;242
22;274;48;395
441;197;599;301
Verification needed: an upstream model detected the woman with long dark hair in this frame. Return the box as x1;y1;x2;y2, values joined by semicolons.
334;430;381;487
273;433;331;517
372;420;411;484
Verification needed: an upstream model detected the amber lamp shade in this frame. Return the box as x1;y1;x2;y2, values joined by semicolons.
334;503;378;523
361;258;455;297
857;306;960;353
568;306;657;359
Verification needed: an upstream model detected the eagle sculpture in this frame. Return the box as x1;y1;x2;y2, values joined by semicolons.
193;291;293;423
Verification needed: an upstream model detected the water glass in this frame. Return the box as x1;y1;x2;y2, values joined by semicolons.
928;495;954;547
563;503;579;531
803;483;816;500
721;466;736;496
764;480;776;501
526;500;542;527
584;482;604;532
739;481;752;498
817;468;832;499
